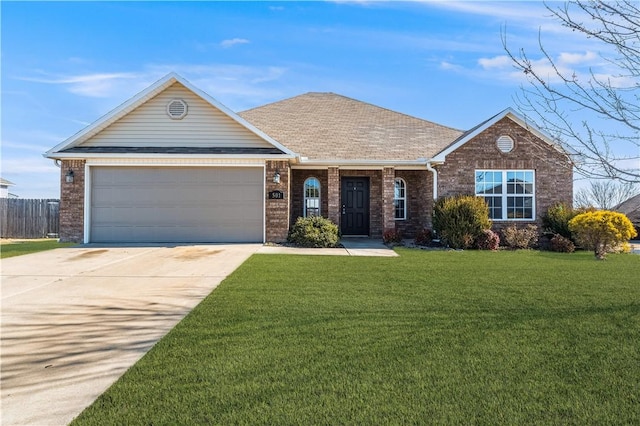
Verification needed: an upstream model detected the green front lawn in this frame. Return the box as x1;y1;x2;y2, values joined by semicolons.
74;249;640;425
0;239;75;258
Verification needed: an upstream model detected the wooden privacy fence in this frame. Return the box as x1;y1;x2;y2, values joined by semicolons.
0;199;60;239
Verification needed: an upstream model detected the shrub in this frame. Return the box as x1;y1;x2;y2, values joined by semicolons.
568;210;637;259
383;228;403;245
433;195;491;249
542;203;578;240
414;228;433;246
502;224;539;249
474;229;500;250
287;216;339;248
549;234;575;253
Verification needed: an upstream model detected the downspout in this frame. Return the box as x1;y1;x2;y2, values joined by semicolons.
426;162;438;201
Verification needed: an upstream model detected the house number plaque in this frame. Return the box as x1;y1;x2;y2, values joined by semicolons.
268;190;285;200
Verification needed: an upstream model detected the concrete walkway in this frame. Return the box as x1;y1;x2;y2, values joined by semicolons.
257;238;398;257
1;244;260;426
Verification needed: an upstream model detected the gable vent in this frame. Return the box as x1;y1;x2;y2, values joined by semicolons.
497;135;514;153
167;99;188;120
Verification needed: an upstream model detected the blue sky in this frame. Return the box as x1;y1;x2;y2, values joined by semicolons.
1;1;619;198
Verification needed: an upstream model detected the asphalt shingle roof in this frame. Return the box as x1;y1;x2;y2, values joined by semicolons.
239;92;464;162
616;193;640;224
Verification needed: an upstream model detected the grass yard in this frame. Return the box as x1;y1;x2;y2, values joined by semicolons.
0;239;75;258
74;249;640;425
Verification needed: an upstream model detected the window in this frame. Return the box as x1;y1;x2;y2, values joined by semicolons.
394;178;406;220
303;177;321;217
475;170;535;220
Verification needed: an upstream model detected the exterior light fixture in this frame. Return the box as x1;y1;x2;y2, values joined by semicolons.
273;170;281;184
65;169;74;183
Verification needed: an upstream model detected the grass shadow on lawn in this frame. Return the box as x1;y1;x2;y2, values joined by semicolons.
73;249;640;425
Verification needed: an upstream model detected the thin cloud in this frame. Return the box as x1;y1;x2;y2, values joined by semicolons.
440;61;462;71
17;64;291;109
478;55;511;70
16;72;141;98
558;51;598;65
220;38;250;49
472;50;620;86
426;1;547;23
0;157;59;174
2;140;59;153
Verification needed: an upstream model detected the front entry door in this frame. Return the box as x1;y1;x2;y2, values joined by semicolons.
341;177;370;235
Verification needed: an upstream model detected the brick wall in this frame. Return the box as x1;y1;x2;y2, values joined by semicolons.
436;117;573;231
395;170;433;237
327;167;340;226
265;160;290;242
382;167;395;232
59;160;85;243
290;169;329;224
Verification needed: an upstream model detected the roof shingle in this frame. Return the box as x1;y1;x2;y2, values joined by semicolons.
239;92;463;162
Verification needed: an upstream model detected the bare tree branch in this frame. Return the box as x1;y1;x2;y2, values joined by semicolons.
574;180;639;209
503;0;640;183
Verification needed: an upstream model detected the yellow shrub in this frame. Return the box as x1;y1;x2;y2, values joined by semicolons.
568;210;637;259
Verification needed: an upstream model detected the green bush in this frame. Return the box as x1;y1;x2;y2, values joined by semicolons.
569;210;637;259
287;216;339;248
433;195;491;249
502;224;539;249
542;203;578;240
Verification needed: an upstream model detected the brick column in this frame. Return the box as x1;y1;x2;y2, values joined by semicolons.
59;159;86;243
327;167;340;226
382;167;395;232
265;160;290;242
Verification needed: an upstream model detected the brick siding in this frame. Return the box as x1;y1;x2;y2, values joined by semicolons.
394;170;433;237
290;169;329;224
265;160;290;242
436;117;573;232
382;167;395;233
59;160;85;243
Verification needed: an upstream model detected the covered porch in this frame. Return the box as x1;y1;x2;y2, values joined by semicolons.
289;167;434;238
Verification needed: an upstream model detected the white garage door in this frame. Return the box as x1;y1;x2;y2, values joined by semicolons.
90;166;263;243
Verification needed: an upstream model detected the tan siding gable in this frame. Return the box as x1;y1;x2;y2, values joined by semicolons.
82;82;273;148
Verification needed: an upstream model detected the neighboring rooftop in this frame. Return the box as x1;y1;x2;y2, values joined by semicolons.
239;92;463;162
616;193;640;224
1;178;15;186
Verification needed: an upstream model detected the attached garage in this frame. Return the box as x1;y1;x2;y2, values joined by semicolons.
45;73;294;243
89;166;264;243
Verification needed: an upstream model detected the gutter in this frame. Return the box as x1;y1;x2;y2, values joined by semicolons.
43;152;296;160
426;161;440;200
294;158;430;168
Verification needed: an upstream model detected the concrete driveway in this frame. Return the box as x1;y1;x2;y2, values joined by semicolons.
1;244;260;426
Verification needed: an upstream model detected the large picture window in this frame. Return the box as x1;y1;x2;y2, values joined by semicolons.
303;177;321;217
475;170;535;220
394;178;406;220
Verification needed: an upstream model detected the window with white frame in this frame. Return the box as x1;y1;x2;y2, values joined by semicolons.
394;178;407;220
475;170;535;220
303;177;321;217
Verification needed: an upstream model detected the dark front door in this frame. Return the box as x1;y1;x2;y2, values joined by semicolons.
341;177;370;235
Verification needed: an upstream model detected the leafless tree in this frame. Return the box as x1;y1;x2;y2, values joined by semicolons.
503;0;639;183
574;180;639;209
